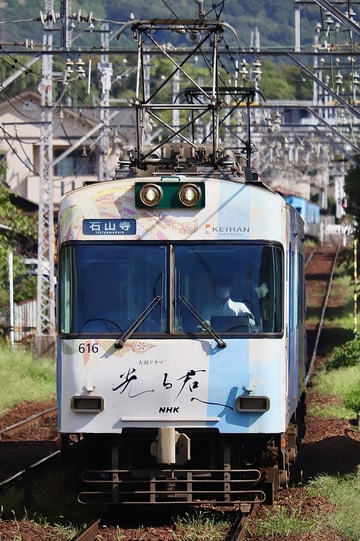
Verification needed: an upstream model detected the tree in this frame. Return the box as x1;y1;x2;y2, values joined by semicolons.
344;158;360;241
280;65;313;100
0;170;38;304
260;60;296;100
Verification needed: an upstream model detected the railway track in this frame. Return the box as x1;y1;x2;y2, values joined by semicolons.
0;404;58;486
228;504;259;541
68;509;252;541
0;449;59;491
71;519;101;541
305;245;341;376
0;406;57;440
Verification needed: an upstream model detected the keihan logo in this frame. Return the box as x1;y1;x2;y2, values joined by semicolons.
205;223;250;234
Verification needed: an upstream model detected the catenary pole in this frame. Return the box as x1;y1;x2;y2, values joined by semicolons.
35;0;56;357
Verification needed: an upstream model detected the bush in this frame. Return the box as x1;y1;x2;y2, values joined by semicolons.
343;380;360;413
327;339;360;370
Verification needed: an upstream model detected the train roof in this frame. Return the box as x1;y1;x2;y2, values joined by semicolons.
59;174;303;245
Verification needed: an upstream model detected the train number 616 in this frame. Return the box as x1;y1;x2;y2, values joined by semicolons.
78;342;99;354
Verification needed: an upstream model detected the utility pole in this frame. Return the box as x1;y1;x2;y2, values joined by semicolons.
60;0;73;49
98;23;112;180
35;0;56;357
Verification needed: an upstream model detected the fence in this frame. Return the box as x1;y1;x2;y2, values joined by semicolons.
0;299;36;345
324;223;355;246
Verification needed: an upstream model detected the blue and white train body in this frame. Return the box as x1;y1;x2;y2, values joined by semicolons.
57;163;307;506
283;195;321;240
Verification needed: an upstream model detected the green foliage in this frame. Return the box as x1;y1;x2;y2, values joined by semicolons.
0;186;37;239
280;65;313;100
0;55;42;97
260;61;296;100
106;0;318;48
326;194;337;216
344;161;360;240
0;247;36;305
310;264;360;418
0;185;38;303
327;338;360;370
343;379;360;412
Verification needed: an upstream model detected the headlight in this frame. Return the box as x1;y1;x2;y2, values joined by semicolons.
178;183;202;207
138;184;163;207
135;180;205;209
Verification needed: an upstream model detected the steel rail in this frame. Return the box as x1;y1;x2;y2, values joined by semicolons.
71;519;101;541
305;247;316;269
230;500;260;541
0;406;57;440
305;246;341;385
230;513;250;541
0;450;59;490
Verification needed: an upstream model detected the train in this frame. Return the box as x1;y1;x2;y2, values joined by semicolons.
57;147;308;506
282;194;321;240
56;12;308;508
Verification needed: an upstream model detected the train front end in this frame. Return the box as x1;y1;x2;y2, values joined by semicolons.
57;174;306;506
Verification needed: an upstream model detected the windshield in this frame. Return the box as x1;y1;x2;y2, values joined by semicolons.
60;244;166;335
59;242;282;336
175;244;282;334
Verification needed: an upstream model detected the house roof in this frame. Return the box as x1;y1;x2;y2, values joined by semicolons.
0;90;136;145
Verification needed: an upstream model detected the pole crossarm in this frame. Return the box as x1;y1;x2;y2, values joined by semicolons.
287;52;360;121
306;106;360;155
312;0;360;37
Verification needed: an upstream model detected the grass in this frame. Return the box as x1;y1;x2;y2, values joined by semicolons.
0;508;82;540
309;473;360;541
246;500;320;538
308;257;360;418
246;474;360;540
304;252;360;540
94;511;235;541
172;510;233;541
0;342;56;416
52;521;83;538
329;274;356;323
309;364;360;419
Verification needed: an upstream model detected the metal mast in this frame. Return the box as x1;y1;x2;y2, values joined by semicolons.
35;0;55;356
98;23;112;180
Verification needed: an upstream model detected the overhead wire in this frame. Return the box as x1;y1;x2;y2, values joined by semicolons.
0;47;42;87
161;0;179;18
0;0;243;182
0;124;39;176
0;17;35;25
0;0;43;28
14;126;39;173
209;1;225;19
0;85;43;122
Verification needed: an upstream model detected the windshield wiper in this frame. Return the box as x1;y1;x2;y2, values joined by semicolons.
114;296;162;349
179;296;227;348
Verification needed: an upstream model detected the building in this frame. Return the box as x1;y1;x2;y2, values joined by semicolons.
0;91;136;207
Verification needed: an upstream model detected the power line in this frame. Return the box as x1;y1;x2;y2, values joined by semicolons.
0;125;38;175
